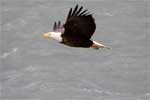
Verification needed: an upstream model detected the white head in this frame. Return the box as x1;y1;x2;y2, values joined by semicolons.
43;32;62;42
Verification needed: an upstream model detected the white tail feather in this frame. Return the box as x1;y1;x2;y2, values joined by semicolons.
91;41;110;49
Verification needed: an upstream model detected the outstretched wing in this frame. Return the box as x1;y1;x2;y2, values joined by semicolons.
63;5;96;39
53;21;64;33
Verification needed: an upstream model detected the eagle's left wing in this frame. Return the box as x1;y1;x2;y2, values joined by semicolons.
63;5;96;40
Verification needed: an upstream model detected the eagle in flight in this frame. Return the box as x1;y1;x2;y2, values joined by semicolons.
43;5;109;49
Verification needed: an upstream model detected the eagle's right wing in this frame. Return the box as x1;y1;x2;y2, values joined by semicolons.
53;21;64;33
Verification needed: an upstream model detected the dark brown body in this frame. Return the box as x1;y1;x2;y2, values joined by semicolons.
61;35;93;48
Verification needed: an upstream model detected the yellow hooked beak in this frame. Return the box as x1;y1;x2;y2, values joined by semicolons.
43;33;50;38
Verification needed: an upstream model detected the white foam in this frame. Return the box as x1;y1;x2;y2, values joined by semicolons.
0;47;18;58
1;52;10;58
25;65;37;72
12;48;18;52
81;87;121;96
144;93;150;96
103;12;114;16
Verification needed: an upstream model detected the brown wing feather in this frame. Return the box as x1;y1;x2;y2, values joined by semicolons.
53;21;64;33
63;5;96;40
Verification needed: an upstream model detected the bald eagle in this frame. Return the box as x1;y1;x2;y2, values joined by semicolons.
43;5;109;49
